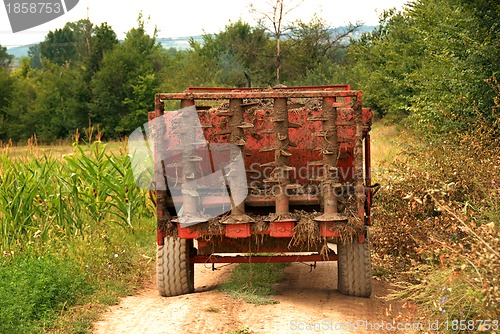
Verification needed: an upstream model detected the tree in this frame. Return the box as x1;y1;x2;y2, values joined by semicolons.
30;62;87;141
0;70;37;141
347;8;420;120
347;0;500;133
0;67;14;139
90;15;162;137
28;44;42;69
0;48;13;139
36;19;118;70
83;22;118;81
249;0;303;84
285;15;361;82
1;20;119;141
40;24;79;65
191;20;273;86
0;44;13;69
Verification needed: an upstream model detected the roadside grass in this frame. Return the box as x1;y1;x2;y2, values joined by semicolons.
0;255;91;334
369;117;500;329
0;219;155;334
369;121;404;171
46;217;156;334
0;141;156;334
367;122;409;279
0;216;156;334
218;262;288;305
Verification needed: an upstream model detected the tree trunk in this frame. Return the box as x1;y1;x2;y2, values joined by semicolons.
276;37;281;84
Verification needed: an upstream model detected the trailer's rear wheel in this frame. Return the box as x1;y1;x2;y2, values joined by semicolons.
157;236;194;297
337;237;372;297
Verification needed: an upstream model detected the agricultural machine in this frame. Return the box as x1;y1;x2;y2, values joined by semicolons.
144;85;374;298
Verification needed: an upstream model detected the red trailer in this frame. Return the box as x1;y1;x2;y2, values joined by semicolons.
148;85;374;298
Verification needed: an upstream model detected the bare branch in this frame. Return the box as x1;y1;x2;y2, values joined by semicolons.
247;0;304;83
331;21;363;45
249;0;304;35
284;0;304;15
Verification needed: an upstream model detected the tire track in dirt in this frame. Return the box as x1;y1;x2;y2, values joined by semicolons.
93;264;245;334
93;261;412;334
230;262;402;333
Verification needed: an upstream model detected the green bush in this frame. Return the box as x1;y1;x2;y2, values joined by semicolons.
0;255;92;333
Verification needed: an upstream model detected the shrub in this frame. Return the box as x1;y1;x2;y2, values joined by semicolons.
0;255;92;333
371;117;500;327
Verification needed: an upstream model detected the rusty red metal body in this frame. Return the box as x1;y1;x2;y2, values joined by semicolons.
151;85;373;263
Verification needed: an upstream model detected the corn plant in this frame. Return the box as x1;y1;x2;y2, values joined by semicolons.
0;142;152;254
0;154;57;250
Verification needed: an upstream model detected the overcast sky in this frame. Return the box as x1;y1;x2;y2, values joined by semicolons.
1;0;409;48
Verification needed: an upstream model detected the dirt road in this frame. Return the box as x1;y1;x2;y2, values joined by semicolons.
93;261;414;334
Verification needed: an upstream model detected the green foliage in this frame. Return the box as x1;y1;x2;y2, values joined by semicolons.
225;327;252;334
83;22;118;81
37;19;112;68
1;16;358;141
1;20;119;142
289;15;332;72
90;17;162;137
32;62;88;141
347;8;419;120
192;20;274;87
0;142;156;333
120;73;156;133
2;1;498;140
348;0;500;131
284;16;357;84
0;67;14;138
40;24;80;65
0;44;13;68
0;70;37;141
0;255;91;333
64;142;148;229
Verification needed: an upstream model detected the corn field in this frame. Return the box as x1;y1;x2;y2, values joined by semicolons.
0;142;153;253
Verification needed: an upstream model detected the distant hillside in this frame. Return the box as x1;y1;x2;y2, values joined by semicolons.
6;26;375;59
157;35;204;51
5;36;204;59
6;44;34;58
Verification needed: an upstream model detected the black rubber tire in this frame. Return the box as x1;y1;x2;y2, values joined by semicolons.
337;237;372;298
157;236;194;297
